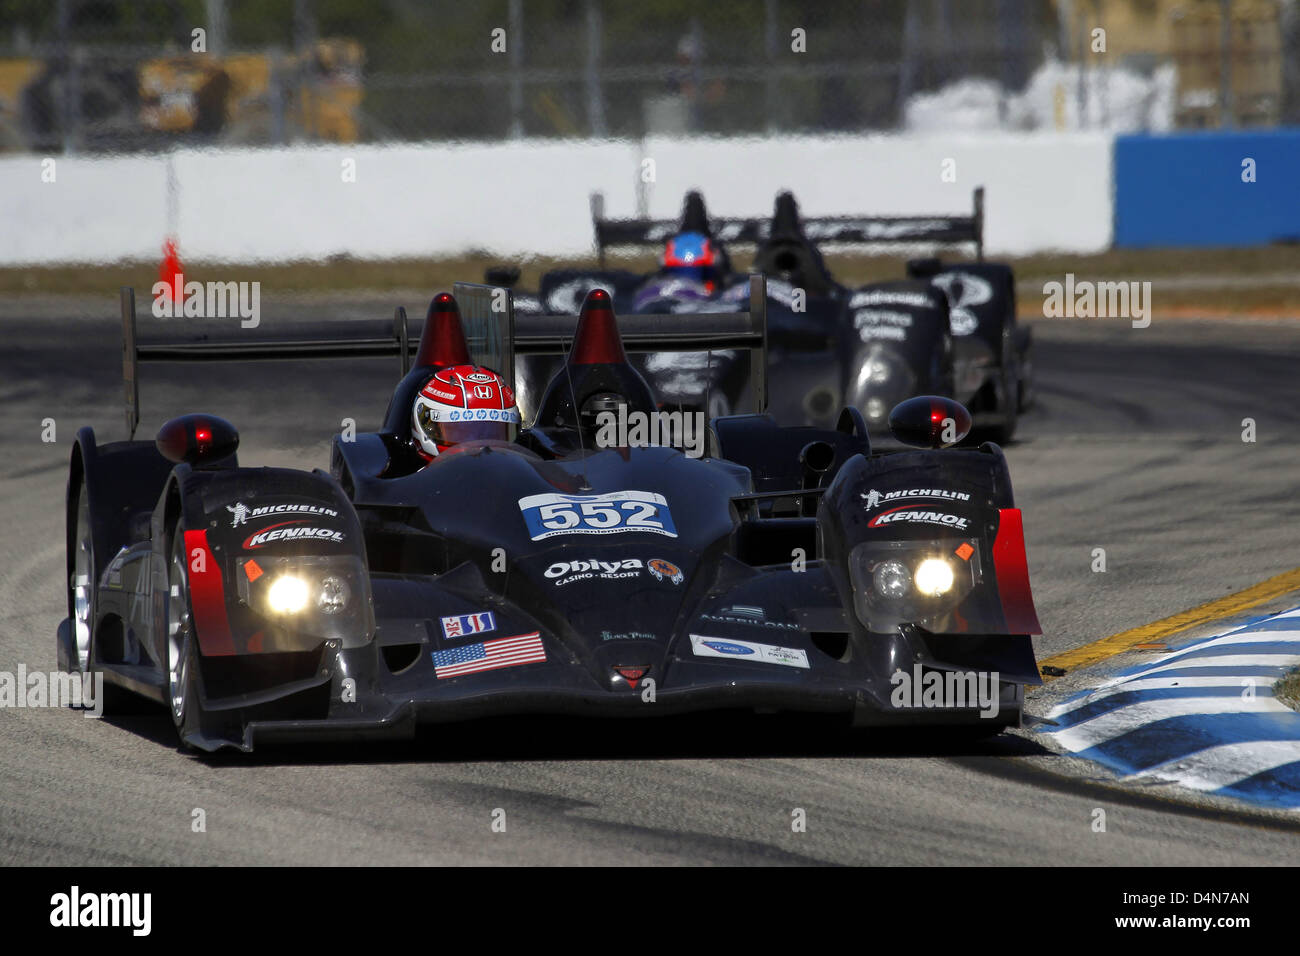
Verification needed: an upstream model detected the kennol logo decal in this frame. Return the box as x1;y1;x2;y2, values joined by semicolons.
867;506;970;530
242;520;345;549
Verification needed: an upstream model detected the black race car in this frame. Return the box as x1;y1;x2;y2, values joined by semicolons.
59;282;1041;752
501;188;1032;441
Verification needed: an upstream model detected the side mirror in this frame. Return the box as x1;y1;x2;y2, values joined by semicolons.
888;396;971;449
156;414;239;465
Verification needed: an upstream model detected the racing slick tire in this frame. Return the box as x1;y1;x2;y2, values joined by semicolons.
985;327;1019;444
165;521;203;750
65;473;149;715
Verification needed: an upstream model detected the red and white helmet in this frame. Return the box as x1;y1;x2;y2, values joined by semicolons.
411;364;519;461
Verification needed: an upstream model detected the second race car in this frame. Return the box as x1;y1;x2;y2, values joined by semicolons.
497;188;1033;442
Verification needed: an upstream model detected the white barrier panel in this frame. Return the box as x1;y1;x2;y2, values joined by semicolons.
640;133;1114;256
0;134;1113;265
0;154;170;266
173;140;639;262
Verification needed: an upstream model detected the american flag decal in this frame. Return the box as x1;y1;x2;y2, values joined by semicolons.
431;632;545;679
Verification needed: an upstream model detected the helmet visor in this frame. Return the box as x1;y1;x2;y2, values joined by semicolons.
437;420;512;444
664;265;717;284
417;402;515;447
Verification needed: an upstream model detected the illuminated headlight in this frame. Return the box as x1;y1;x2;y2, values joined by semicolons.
865;397;888;421
848;540;982;632
873;560;911;598
236;554;374;648
864;358;892;384
267;576;310;614
914;558;955;596
317;575;350;614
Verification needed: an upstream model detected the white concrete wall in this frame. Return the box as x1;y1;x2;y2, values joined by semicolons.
0;133;1113;266
639;133;1114;256
0;154;170;265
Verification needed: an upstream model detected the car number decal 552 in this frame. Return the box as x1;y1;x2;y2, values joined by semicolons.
518;491;678;541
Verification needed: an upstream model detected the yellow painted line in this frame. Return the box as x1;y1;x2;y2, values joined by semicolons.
1038;566;1300;680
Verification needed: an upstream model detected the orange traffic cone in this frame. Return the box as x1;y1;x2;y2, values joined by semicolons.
158;237;184;304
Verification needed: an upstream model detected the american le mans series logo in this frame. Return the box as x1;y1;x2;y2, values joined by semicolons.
689;634;810;669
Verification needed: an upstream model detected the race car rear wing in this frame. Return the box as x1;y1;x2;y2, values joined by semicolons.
119;275;769;439
453;274;768;414
120;286;417;439
590;187;984;264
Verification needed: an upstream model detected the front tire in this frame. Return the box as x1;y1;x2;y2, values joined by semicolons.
166;524;202;748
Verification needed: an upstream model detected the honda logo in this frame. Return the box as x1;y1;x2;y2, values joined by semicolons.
473;385;494;400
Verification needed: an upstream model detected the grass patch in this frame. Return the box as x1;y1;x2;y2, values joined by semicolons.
1;244;1296;314
1276;668;1300;713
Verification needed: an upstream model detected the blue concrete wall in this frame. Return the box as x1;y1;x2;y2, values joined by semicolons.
1115;130;1300;247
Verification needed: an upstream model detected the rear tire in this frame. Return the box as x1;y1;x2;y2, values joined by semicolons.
68;477;95;676
1015;334;1035;412
985;328;1019;444
68;475;144;715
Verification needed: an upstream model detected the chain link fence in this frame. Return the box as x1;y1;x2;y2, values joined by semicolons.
0;0;1295;153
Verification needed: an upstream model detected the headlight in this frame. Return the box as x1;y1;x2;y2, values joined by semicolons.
267;575;310;614
849;540;982;632
914;558;955;596
317;575;350;614
864;358;892;384
873;560;911;598
235;554;373;648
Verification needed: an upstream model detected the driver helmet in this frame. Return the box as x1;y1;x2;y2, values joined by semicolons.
662;230;721;291
412;364;519;462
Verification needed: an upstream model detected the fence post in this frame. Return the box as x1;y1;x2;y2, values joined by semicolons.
509;0;524;138
764;0;778;133
585;0;607;137
1219;0;1235;127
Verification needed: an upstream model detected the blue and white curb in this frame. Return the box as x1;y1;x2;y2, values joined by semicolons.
1037;607;1300;809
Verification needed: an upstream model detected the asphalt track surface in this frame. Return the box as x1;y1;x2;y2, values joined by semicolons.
2;301;1299;865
